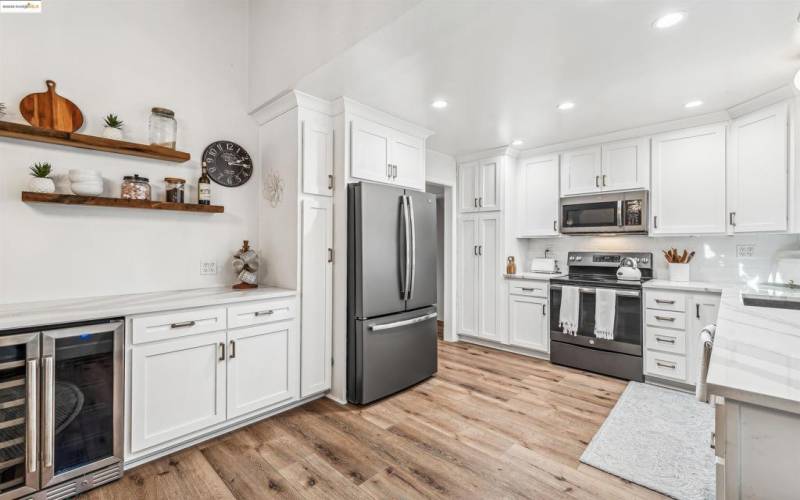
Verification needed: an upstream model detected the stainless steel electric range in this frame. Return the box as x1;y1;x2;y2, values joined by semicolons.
549;251;653;381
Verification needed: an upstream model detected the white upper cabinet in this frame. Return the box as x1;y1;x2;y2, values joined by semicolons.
517;154;559;237
350;115;427;190
728;102;788;233
301;111;334;196
391;132;426;191
561;146;602;195
458;157;502;212
351;117;392;184
601;137;650;192
651;124;727;235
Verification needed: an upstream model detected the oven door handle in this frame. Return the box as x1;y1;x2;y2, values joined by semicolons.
549;284;640;298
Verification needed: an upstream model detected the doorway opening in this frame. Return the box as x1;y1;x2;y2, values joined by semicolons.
425;181;455;342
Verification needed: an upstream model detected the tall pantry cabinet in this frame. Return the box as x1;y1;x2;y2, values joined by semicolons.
253;91;334;399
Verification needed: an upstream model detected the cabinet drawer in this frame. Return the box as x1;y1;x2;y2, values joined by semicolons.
131;307;227;345
646;326;686;354
645;351;687;381
508;281;547;298
228;298;296;329
645;292;686;312
646;309;686;330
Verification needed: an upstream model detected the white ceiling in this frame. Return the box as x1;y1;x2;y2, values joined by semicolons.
288;0;800;155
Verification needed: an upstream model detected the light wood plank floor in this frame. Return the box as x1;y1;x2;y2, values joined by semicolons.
84;340;666;499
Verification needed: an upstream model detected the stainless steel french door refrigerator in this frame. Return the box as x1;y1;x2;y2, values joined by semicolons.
347;182;438;404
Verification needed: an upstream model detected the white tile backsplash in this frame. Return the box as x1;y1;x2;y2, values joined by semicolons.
523;234;800;284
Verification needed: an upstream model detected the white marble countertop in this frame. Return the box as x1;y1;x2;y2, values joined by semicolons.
0;286;296;331
643;279;726;294
707;284;800;415
503;272;564;281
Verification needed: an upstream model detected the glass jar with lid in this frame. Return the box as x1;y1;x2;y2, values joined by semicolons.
121;175;151;200
164;177;186;203
149;107;177;149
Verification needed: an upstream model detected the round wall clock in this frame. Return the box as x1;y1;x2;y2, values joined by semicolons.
202;140;253;187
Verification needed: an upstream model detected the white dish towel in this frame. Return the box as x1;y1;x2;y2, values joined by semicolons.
696;325;717;403
559;286;580;335
594;288;616;340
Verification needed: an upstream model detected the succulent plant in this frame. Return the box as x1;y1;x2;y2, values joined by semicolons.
29;162;53;178
104;114;124;129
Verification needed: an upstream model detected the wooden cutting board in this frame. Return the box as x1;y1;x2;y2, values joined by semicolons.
19;80;83;132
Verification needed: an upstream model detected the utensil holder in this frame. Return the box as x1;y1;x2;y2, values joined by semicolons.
669;263;690;282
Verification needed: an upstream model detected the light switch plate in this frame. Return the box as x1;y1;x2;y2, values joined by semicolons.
200;261;217;275
736;244;755;258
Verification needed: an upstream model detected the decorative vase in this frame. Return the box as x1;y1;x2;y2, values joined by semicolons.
28;177;55;193
102;127;123;140
669;263;690;282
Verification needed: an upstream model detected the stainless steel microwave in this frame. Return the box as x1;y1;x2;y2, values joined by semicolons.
560;190;648;234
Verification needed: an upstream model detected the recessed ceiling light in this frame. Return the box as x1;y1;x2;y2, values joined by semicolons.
684;100;703;109
431;99;448;109
557;101;575;111
652;11;686;29
511;139;524;147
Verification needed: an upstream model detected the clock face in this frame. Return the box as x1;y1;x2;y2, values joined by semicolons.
202;141;253;187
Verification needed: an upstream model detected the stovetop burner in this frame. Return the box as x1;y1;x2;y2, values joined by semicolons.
551;251;654;290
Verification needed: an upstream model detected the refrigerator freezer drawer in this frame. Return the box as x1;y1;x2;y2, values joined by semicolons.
349;307;437;404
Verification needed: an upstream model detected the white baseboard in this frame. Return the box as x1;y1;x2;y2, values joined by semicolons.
457;335;550;361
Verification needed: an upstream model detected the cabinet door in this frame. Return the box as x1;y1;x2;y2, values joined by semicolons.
351;117;392;184
477;214;502;342
300;198;333;397
728;103;788;233
302;112;333;196
458;162;480;211
392;132;425;191
561;146;602;196
508;294;548;352
517;155;560;237
131;332;226;453
651;125;727;235
478;159;501;211
227;322;298;419
457;215;479;336
601;138;650;192
688;293;721;385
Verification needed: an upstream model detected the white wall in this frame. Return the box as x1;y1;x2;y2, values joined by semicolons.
425;149;457;185
0;0;258;304
523;234;800;285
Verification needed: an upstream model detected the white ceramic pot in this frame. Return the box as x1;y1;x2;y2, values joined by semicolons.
102;127;123;140
28;177;55;194
70;181;103;196
669;263;690;282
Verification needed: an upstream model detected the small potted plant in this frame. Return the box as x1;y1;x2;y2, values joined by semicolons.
28;162;55;193
102;113;124;140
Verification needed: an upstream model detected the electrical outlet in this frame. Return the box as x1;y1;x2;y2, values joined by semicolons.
736;244;755;258
200;261;217;275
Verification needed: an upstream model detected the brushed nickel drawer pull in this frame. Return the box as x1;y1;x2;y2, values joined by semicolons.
171;320;196;329
655;315;676;322
520;287;540;292
656;360;677;369
655;299;675;304
655;336;676;344
255;310;275;317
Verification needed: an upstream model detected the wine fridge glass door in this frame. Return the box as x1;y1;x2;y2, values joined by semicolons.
40;321;123;488
0;332;39;498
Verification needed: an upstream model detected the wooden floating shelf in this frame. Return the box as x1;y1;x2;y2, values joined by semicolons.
0;121;190;163
22;192;224;213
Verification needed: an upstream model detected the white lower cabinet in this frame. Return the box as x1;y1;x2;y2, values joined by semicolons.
128;296;301;460
508;293;549;352
227;322;298;419
130;331;227;453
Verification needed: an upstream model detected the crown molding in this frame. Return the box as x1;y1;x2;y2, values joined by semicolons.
726;85;796;119
250;90;333;125
331;97;435;138
455;145;519;163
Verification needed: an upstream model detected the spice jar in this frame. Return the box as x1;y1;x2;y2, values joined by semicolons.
149;107;177;149
164;177;186;203
121;175;151;200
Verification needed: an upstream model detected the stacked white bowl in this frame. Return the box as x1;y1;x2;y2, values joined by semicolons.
69;169;104;196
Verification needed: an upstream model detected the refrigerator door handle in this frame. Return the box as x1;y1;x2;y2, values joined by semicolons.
402;195;412;300
369;311;438;331
408;194;416;301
